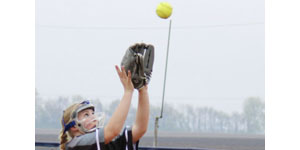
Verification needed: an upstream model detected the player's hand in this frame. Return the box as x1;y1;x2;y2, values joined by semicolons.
115;65;134;93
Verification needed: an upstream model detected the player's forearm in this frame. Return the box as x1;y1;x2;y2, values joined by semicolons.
135;89;149;129
133;87;149;142
106;91;133;136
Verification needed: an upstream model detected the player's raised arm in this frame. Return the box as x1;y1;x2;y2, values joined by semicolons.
132;86;150;143
104;65;134;144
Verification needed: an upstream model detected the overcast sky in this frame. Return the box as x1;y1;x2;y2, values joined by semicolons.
36;0;264;113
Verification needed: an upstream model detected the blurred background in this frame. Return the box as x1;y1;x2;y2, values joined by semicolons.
35;0;264;149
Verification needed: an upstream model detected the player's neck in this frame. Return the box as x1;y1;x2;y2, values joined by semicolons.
73;131;84;137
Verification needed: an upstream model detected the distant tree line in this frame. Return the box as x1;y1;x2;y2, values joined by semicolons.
36;91;264;134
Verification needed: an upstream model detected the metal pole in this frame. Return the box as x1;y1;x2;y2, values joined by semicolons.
154;116;159;147
154;19;172;147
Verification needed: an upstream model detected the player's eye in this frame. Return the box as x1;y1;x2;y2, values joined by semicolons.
84;113;89;117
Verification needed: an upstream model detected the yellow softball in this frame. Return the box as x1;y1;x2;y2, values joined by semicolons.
156;2;173;19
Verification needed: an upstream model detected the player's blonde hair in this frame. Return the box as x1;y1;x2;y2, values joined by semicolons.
59;103;80;150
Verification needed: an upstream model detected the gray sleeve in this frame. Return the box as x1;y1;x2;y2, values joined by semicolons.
67;127;105;149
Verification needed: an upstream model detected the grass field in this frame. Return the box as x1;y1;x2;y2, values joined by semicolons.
36;129;264;150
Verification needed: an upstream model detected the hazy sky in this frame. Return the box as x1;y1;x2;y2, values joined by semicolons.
36;0;264;113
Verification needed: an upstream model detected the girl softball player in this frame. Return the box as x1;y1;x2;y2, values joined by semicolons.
59;66;150;150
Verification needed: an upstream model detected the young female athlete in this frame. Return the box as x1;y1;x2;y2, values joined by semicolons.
59;65;150;150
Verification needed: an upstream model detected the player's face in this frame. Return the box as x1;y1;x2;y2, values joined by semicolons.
78;109;98;130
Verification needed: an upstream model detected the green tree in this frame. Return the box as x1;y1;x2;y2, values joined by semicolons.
243;97;265;134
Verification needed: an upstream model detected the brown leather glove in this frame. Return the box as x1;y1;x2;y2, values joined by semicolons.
121;43;154;89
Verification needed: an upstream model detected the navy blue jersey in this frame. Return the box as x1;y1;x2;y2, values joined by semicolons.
66;126;139;150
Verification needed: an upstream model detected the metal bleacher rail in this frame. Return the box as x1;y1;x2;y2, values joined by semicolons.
35;142;208;150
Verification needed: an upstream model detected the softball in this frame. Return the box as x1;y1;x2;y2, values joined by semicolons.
156;2;173;19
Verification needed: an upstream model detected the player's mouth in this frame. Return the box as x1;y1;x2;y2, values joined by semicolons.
91;124;96;129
